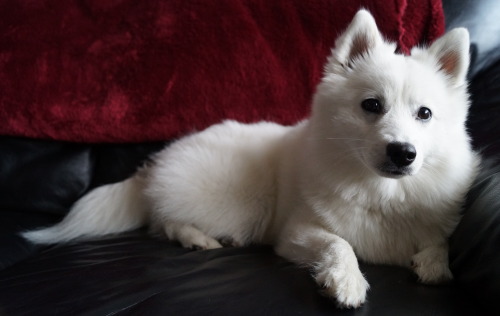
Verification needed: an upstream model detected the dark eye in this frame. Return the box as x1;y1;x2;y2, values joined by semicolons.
361;98;383;114
417;107;432;121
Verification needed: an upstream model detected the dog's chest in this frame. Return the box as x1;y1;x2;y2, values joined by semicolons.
319;198;420;266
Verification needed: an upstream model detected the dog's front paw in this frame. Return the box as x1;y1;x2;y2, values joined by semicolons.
412;246;453;284
316;263;369;308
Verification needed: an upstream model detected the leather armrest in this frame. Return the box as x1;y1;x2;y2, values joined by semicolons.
450;158;500;311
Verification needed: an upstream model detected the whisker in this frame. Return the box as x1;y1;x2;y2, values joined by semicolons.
326;137;370;142
315;147;370;166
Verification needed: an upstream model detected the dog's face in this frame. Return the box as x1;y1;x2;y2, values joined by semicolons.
311;10;471;179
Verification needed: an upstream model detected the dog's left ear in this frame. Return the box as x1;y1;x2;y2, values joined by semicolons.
427;28;470;87
329;10;384;69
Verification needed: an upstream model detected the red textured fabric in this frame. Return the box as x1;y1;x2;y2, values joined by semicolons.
0;0;444;143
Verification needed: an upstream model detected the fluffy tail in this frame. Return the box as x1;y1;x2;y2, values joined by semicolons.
22;176;148;244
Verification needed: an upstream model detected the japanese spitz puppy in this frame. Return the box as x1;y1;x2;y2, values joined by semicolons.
24;10;479;308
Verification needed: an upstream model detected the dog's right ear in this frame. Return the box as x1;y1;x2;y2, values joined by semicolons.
328;10;384;70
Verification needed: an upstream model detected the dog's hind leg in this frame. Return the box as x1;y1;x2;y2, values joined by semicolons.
164;222;222;250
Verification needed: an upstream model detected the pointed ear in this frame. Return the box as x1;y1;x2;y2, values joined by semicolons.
428;28;470;87
329;10;384;68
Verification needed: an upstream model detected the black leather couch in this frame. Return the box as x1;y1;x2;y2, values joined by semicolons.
1;1;499;315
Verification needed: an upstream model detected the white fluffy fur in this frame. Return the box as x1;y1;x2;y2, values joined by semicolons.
23;10;479;309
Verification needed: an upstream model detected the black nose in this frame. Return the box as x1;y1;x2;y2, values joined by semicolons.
386;142;416;167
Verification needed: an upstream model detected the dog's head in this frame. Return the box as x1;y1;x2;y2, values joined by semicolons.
311;10;471;179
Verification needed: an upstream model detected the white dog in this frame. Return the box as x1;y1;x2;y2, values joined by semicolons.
23;10;479;308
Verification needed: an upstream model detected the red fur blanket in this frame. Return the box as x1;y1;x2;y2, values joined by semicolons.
0;0;444;143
